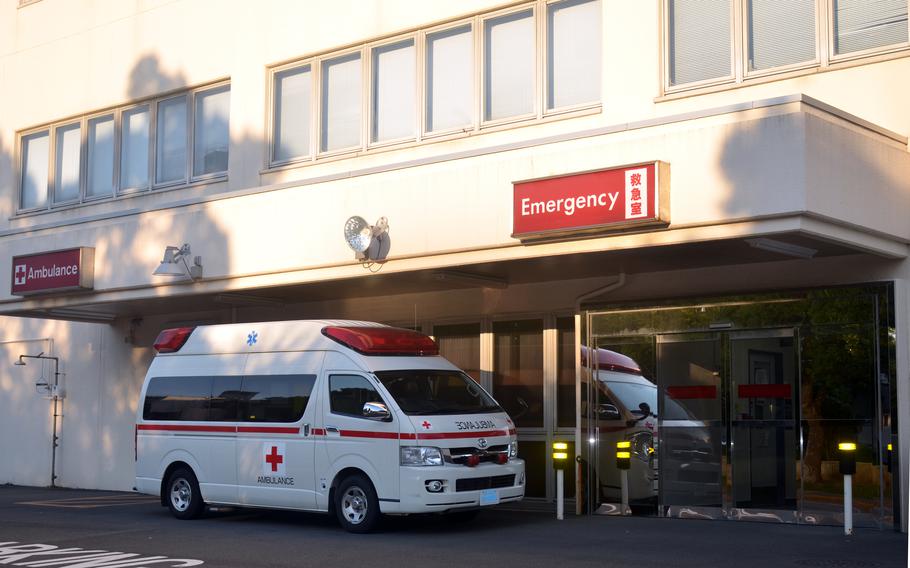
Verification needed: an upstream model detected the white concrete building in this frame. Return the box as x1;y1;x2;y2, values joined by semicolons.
0;0;908;530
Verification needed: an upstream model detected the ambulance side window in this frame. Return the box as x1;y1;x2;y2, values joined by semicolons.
240;374;317;423
329;374;386;418
210;376;243;421
143;376;212;421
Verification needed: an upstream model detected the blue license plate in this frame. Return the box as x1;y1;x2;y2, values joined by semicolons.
479;489;500;506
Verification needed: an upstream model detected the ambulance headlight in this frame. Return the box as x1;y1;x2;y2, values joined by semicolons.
400;446;444;466
509;439;518;459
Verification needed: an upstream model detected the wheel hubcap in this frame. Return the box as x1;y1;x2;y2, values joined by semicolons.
170;478;191;512
341;486;368;524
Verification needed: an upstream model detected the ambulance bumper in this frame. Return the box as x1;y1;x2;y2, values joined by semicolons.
392;459;525;514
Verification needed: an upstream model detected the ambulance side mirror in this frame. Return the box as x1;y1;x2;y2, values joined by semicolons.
362;402;392;421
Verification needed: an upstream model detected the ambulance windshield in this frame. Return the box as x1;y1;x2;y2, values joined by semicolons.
375;370;502;415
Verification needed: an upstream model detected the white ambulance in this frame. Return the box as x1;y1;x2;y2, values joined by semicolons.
134;320;525;532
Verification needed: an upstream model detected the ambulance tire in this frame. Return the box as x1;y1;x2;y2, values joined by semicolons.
166;467;205;520
335;474;381;533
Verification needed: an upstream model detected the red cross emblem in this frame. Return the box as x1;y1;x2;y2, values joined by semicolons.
265;445;284;472
421;421;431;429
14;265;26;286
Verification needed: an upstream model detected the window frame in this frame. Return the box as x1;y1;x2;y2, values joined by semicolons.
264;0;603;172
84;111;119;203
826;0;910;63
15;81;230;215
318;47;367;158
328;373;392;421
17;128;52;213
268;62;317;167
480;5;540;128
742;0;822;79
542;0;604;117
367;34;420;148
662;0;910;96
662;0;738;93
421;19;477;139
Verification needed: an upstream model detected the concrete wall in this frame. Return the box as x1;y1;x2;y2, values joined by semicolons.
0;316;151;490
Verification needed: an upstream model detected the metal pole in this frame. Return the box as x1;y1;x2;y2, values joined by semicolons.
621;469;629;515
556;469;564;520
50;357;60;488
844;473;853;535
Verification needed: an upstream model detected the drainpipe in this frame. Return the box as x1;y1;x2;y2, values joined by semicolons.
573;273;627;515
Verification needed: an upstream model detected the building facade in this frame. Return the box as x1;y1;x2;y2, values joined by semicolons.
0;0;908;530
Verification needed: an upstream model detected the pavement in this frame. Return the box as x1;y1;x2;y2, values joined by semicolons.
0;485;906;568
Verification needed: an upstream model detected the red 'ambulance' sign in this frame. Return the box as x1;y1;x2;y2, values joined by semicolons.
512;162;669;240
11;247;95;296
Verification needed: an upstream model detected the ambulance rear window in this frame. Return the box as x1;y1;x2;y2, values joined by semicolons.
376;370;501;415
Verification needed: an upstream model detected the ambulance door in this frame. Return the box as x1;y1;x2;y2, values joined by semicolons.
317;370;401;508
235;352;323;510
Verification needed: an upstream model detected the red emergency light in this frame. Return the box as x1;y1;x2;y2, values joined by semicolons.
322;326;439;356
153;327;195;353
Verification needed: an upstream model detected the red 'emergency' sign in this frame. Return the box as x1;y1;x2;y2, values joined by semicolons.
512;162;668;240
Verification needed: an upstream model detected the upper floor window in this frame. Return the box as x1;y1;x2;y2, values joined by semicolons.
269;0;602;168
18;82;230;213
665;0;909;92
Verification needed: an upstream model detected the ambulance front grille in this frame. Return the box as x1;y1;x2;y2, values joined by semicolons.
455;474;515;492
446;445;509;466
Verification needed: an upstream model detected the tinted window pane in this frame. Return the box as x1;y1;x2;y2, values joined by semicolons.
86;115;115;197
426;24;473;132
273;66;312;162
54;122;81;203
834;0;908;55
120;106;149;189
330;374;385;417
372;39;416;142
434;323;481;381
493;319;544;428
21;131;49;209
156;95;187;184
143;376;212;421
748;0;816;71
547;0;601;109
321;53;362;152
241;375;316;423
668;0;732;86
193;86;230;176
557;317;576;428
484;9;535;121
210;376;243;421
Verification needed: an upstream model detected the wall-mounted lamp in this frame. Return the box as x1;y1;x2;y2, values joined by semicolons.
153;243;203;281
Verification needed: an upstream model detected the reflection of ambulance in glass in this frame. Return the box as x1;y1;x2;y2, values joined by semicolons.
135;321;524;532
582;347;658;506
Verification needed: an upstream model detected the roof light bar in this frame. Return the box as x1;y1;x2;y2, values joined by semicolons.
322;326;440;356
153;327;195;353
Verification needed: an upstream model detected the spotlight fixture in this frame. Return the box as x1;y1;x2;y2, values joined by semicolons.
153;243;203;281
746;238;817;259
344;216;391;263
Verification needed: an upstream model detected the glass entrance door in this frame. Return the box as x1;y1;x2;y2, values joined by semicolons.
728;330;799;521
657;333;725;519
586;328;800;521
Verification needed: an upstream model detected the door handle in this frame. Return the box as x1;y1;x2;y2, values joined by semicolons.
303;423;310;436
325;425;340;434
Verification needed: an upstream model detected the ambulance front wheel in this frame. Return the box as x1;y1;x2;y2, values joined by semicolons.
166;467;205;520
335;474;381;533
